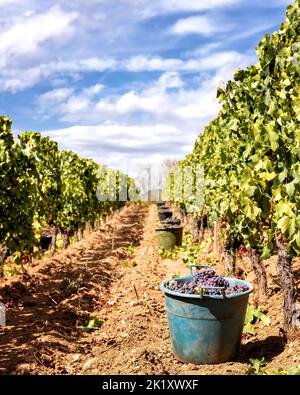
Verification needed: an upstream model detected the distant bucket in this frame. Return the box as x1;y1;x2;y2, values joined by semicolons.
156;226;183;250
158;210;173;222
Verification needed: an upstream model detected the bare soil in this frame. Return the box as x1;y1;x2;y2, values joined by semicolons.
0;204;299;375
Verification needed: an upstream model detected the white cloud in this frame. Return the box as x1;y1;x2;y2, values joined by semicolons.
136;0;240;17
1;67;43;91
0;58;116;92
162;0;238;12
42;122;194;177
0;0;23;5
37;84;104;116
249;0;290;8
171;15;233;36
39;88;74;103
156;71;184;90
0;50;255;93
24;10;36;17
52;70;212;124
193;51;253;70
1;0;287;175
0;0;281;94
125;51;254;72
190;43;223;57
83;84;104;97
231;22;280;40
37;88;74;116
46;123;185;150
62;97;90;113
35;51;254;125
0;5;78;59
58;58;117;73
125;56;183;72
34;50;254;172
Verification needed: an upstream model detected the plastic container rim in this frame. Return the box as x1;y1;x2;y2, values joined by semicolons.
156;226;183;231
160;275;253;300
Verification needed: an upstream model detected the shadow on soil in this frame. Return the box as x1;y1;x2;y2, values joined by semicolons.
238;335;286;363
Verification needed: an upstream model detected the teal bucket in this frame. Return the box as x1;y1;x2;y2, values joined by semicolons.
160;265;253;364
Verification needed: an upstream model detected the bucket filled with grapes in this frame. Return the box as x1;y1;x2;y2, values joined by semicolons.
160;217;181;226
160;265;253;364
158;209;173;222
156;201;167;208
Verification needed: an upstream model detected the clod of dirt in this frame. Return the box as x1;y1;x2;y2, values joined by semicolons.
81;357;98;372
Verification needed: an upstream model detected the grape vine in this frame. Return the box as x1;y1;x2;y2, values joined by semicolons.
0;117;138;271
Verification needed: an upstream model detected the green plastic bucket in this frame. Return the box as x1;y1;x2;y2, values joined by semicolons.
156;226;183;250
160;265;253;364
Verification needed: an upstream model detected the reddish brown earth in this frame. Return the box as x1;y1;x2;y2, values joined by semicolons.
0;204;299;375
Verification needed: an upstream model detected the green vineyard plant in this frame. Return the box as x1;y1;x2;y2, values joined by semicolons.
0;117;139;274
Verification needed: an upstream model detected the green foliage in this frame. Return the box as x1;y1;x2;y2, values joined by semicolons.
243;305;271;336
3;261;21;277
180;234;212;266
83;317;105;333
158;231;217;265
245;357;267;375
181;244;202;266
158;247;180;260
62;274;83;291
246;358;300;375
124;245;137;255
0;118;39;261
265;366;300;375
122;260;137;268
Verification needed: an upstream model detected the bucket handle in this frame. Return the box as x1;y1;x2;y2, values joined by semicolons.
190;265;226;300
197;285;226;300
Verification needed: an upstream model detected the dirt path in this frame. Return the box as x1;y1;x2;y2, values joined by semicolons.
0;204;299;375
68;205;300;375
0;205;147;374
67;205;247;375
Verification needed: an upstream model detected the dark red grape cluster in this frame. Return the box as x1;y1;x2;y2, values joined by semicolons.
225;284;249;295
166;268;249;296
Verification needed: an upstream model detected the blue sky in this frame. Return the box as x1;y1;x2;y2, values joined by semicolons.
0;0;291;177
